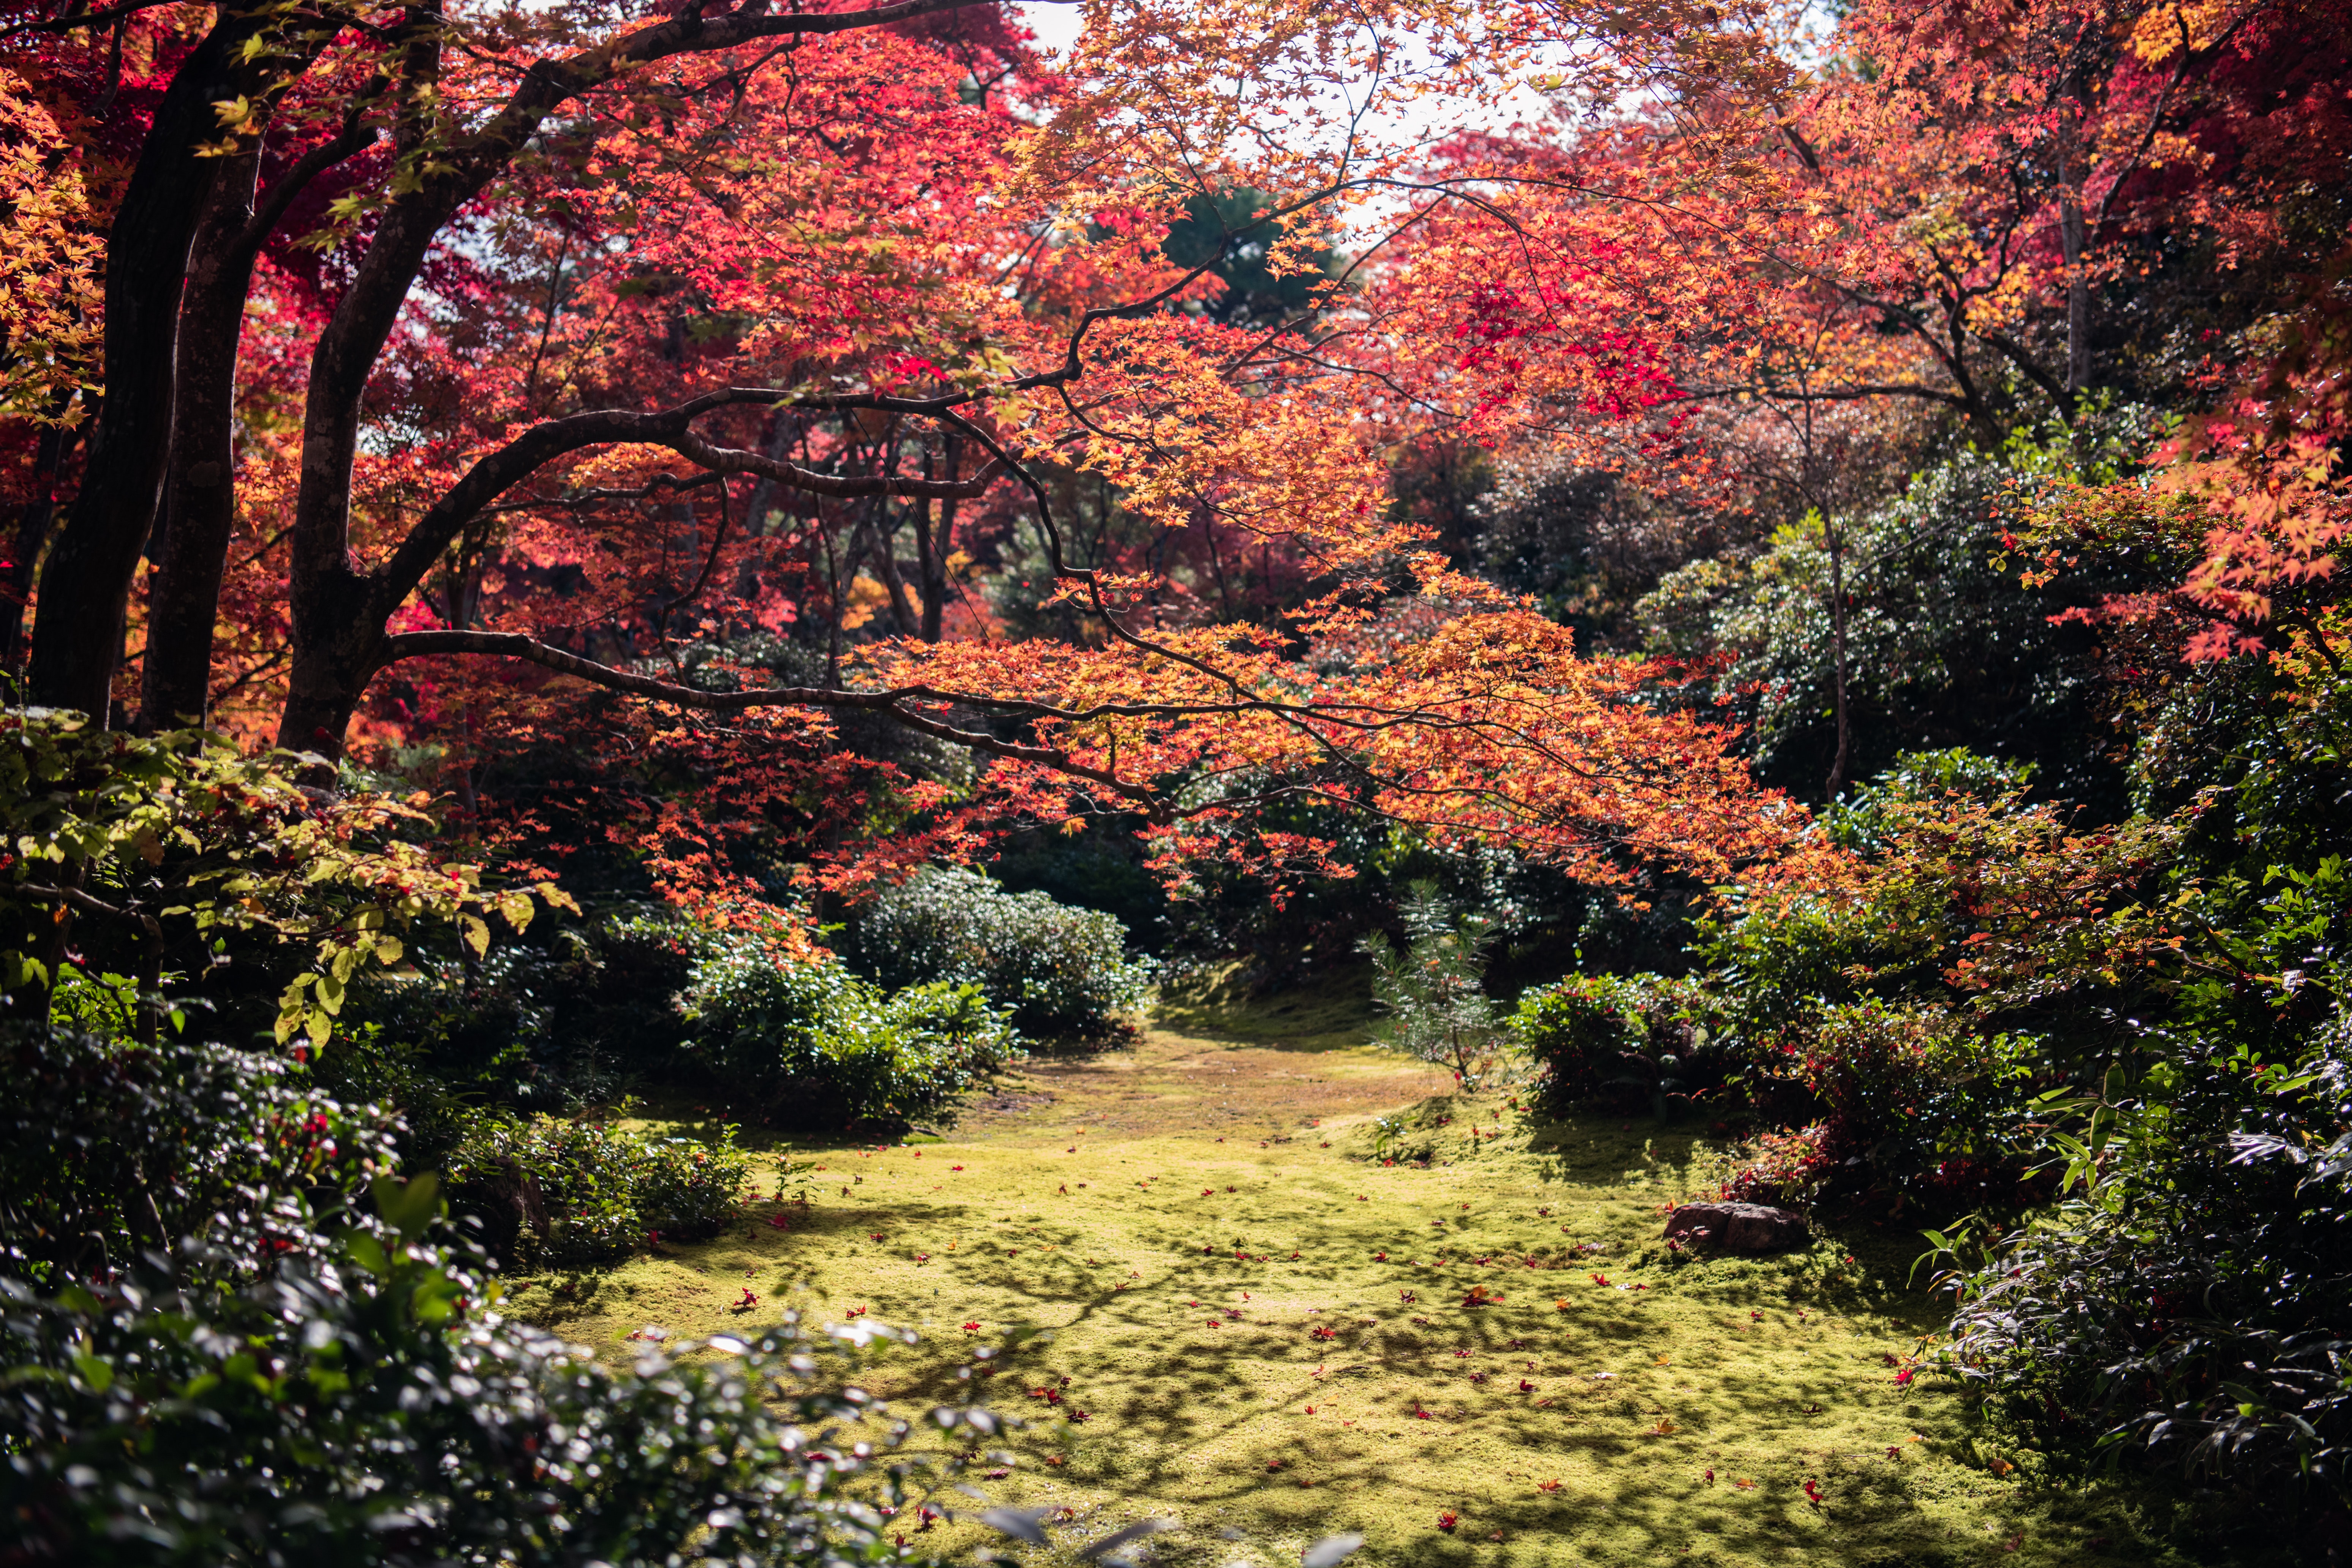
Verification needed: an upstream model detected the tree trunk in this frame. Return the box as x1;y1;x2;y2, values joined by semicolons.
1;405;79;679
1825;513;1853;800
916;439;961;643
141;148;262;733
2058;99;2091;396
25;20;252;718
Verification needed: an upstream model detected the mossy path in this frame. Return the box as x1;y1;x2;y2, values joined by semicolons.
516;982;2221;1568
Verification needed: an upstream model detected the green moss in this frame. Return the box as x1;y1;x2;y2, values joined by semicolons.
512;1001;2273;1568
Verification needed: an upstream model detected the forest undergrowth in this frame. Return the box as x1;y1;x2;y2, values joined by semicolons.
516;979;2258;1568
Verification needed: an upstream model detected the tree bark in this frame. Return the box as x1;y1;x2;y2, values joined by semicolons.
140;147;261;732
25;17;256;716
2058;97;2091;395
916;439;962;643
1824;512;1852;800
1;402;79;679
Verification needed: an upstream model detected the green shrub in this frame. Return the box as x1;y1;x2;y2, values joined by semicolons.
0;1179;974;1567
855;867;1154;1038
339;910;702;1120
1943;1028;2352;1502
1790;1001;2043;1192
681;938;1020;1128
0;1026;398;1287
445;1112;753;1268
1512;972;1740;1118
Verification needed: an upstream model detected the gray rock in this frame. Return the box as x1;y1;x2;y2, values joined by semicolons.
1665;1201;1808;1253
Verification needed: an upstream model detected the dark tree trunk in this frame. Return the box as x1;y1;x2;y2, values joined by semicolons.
2058;98;2091;395
25;20;253;717
916;439;961;643
1;406;79;679
1825;514;1852;800
141;148;262;732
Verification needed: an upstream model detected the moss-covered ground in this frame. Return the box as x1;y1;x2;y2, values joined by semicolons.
511;973;2255;1568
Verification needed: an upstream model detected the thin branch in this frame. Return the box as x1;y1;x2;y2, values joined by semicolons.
12;882;160;936
0;0;167;43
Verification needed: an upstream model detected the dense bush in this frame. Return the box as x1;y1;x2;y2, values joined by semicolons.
444;1111;754;1268
1944;1028;2352;1501
1789;1001;2044;1202
1636;430;2138;805
0;1177;971;1567
682;936;1020;1128
855;867;1154;1038
0;711;568;1051
0;1026;398;1287
1512;971;1739;1118
338;911;703;1125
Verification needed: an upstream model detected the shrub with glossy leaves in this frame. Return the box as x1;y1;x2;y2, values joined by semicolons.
1513;971;1740;1118
444;1112;753;1268
1943;1028;2352;1502
856;867;1154;1039
681;939;1019;1128
0;1178;979;1568
0;1025;398;1287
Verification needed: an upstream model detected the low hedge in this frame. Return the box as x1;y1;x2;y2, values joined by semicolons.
0;1026;398;1287
681;940;1020;1129
444;1112;753;1268
855;867;1154;1039
0;1178;967;1568
1511;972;1742;1119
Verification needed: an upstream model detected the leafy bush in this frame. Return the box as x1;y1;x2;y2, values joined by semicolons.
338;910;704;1125
0;1026;397;1287
1635;433;2139;803
0;710;571;1048
1512;970;1739;1118
1789;1000;2044;1200
856;867;1154;1038
1943;1028;2352;1502
444;1112;754;1268
682;937;1020;1128
0;1178;974;1567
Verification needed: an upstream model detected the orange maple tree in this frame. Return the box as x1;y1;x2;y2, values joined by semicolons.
2;0;1827;909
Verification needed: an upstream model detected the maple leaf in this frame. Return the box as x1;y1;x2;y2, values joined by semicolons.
1437;1512;1459;1531
1537;1478;1562;1493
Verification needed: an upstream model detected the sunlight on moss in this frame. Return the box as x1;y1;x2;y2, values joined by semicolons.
517;1002;2228;1568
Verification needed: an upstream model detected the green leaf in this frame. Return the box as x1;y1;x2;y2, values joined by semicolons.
372;1173;440;1244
